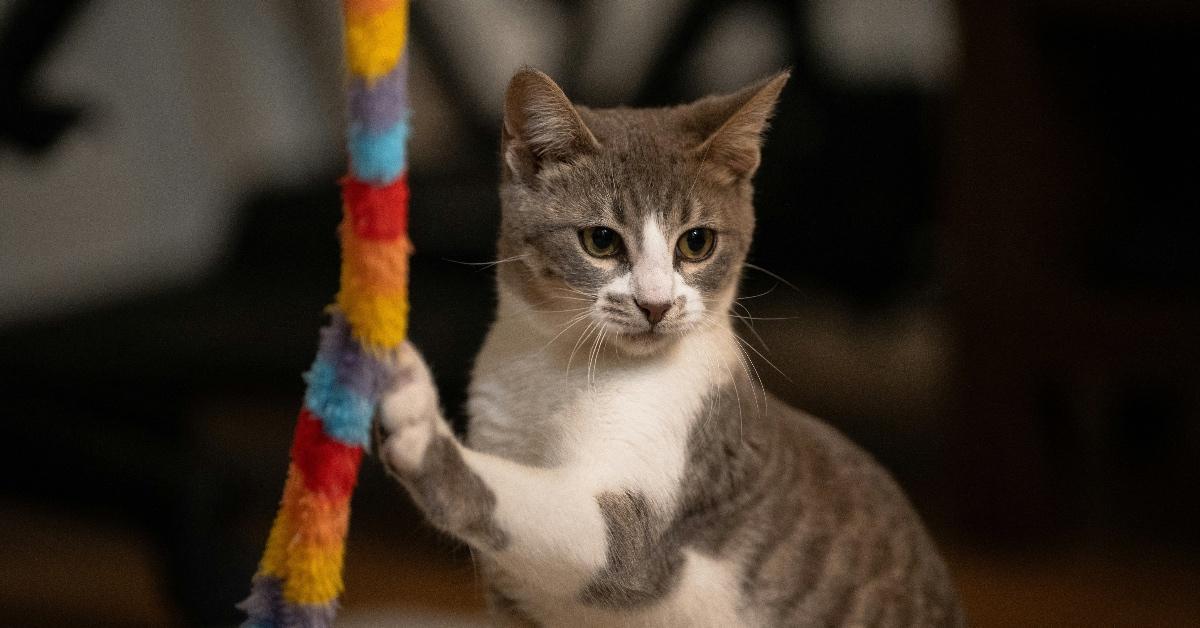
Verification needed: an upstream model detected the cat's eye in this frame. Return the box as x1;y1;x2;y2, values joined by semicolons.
580;226;622;257
677;228;716;261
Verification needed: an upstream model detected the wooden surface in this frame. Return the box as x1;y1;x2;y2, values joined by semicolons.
3;497;1197;627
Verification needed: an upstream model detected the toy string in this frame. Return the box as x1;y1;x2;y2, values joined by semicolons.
239;1;411;625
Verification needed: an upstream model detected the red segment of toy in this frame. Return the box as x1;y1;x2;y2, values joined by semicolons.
341;174;409;240
291;409;364;501
343;0;401;16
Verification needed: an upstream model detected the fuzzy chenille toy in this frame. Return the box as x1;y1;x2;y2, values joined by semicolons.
239;1;411;625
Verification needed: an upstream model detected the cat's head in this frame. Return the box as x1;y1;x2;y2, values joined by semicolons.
495;68;788;356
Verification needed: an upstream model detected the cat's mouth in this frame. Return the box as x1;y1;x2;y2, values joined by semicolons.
608;322;678;348
602;327;667;355
584;308;692;353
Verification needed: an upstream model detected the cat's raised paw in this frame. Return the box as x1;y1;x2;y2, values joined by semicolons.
378;343;442;473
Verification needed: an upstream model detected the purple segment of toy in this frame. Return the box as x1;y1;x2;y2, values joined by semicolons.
282;601;338;628
317;313;392;399
347;54;409;134
237;575;283;627
237;570;338;628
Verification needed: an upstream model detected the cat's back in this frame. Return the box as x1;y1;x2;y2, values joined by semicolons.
737;397;966;627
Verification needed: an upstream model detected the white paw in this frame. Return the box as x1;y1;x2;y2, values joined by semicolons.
382;419;434;472
378;343;441;472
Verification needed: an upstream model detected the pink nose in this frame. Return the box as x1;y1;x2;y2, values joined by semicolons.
636;300;671;325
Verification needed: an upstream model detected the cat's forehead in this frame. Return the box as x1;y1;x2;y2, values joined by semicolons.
545;156;705;232
541;107;722;228
578;106;707;156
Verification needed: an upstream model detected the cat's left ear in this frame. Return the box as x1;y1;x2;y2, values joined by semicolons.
691;70;790;185
502;67;600;184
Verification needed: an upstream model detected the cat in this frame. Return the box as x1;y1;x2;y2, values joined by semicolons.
375;67;965;627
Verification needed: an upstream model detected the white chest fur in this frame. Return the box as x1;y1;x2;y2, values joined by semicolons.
467;293;737;508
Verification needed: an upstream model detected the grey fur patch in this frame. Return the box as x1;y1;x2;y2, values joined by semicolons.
578;383;764;609
579;490;686;607
401;435;509;551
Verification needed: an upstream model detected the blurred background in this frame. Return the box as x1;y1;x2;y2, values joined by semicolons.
1;0;1197;625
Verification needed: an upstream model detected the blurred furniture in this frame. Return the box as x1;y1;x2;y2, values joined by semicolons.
942;0;1200;541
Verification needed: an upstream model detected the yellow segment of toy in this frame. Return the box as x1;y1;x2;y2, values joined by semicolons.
259;465;303;578
345;1;408;82
283;491;352;604
337;290;410;351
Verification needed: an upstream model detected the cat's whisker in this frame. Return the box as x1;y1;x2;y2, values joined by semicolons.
499;304;588;324
730;334;768;418
727;337;761;443
566;321;600;378
443;254;530;269
698;326;745;448
550;285;599;298
724;354;746;448
730;313;769;353
732;301;753;324
595;328;609;388
732;314;802;321
586;326;599;389
695;312;723;337
581;323;604;382
587;325;608;391
731;302;770;352
695;311;765;426
733;332;791;382
696;343;722;436
738;283;779;301
742;263;804;295
466;546;482;595
540;311;594;354
694;344;712;431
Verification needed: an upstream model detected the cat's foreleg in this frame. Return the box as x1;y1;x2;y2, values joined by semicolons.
376;344;609;586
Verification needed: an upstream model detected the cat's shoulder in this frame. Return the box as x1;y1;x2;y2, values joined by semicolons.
762;393;910;497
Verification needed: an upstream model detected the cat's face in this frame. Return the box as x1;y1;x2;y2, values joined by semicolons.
495;69;787;356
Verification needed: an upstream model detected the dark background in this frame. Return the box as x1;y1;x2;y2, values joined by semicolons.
1;0;1197;626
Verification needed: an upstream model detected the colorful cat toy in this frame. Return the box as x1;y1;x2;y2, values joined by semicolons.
240;1;411;625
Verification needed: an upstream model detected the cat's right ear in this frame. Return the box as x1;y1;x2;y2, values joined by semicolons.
502;67;599;183
689;71;790;186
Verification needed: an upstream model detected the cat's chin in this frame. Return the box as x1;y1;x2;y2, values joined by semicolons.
608;328;678;356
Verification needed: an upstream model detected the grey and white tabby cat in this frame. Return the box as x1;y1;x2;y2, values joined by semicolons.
376;68;965;627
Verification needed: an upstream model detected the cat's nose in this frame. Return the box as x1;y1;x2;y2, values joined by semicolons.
636;300;672;325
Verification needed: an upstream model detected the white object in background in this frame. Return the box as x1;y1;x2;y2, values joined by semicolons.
809;0;961;90
0;0;339;325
